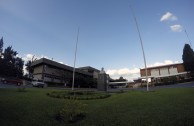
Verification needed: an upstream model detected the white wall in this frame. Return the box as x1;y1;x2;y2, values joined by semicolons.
160;68;169;75
151;69;159;76
169;67;178;74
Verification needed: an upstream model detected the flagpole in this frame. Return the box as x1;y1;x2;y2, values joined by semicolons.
72;27;80;91
129;5;149;91
185;29;192;47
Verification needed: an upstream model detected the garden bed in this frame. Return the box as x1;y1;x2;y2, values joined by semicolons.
47;91;111;100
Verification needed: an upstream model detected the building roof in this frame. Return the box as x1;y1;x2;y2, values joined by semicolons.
31;58;72;70
140;63;183;70
78;66;100;72
31;58;93;76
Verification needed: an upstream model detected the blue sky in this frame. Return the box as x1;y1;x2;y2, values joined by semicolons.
0;0;194;80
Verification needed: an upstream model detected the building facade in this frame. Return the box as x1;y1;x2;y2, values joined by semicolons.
31;58;100;85
77;66;100;79
140;63;189;83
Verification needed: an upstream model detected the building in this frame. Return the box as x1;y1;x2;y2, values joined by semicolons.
140;63;190;84
77;66;100;79
31;58;100;85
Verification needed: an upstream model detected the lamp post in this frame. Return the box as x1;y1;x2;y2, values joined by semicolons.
129;5;149;91
72;27;80;91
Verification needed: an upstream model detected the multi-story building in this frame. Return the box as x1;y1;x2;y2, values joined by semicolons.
31;58;100;85
77;66;100;79
140;63;189;83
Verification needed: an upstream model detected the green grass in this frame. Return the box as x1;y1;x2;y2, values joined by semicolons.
0;88;194;126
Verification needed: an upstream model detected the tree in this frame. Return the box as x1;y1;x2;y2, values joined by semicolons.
25;60;33;79
110;76;127;82
182;44;194;75
118;76;127;82
0;37;24;77
2;46;23;77
0;37;3;55
14;57;24;78
0;37;4;76
25;55;37;79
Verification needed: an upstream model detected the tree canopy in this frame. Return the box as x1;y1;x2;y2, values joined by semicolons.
0;37;24;78
182;44;194;73
0;37;3;54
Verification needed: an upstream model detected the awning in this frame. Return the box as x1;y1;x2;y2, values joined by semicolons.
140;72;189;79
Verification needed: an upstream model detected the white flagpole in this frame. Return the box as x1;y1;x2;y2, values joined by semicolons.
72;27;80;91
129;5;149;91
185;29;192;47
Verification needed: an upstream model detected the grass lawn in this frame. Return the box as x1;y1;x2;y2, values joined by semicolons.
0;88;194;126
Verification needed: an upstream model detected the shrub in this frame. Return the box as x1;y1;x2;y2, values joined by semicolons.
17;87;26;92
58;99;87;123
47;91;111;100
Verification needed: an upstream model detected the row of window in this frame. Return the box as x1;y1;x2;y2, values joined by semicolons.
44;74;61;80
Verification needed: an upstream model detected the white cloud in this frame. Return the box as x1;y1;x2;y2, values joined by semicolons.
106;67;140;81
160;12;177;22
22;54;39;62
147;60;179;67
118;68;130;75
59;62;65;64
106;69;117;76
170;25;183;32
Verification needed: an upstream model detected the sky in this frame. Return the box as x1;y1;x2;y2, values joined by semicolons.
0;0;194;81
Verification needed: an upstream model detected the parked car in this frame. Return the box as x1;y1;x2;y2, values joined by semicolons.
1;78;23;86
32;80;45;88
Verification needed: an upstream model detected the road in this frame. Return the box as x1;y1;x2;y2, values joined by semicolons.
0;81;194;91
108;82;194;92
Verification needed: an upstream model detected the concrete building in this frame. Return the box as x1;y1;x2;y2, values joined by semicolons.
31;58;100;84
140;63;189;83
77;66;100;79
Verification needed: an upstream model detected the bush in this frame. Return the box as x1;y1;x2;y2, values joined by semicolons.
47;91;111;100
17;87;26;92
57;99;87;123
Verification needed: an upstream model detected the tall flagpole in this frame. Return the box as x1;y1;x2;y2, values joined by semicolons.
72;27;80;91
185;29;192;47
129;5;149;91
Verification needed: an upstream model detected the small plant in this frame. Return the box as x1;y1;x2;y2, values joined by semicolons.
47;91;111;100
57;99;87;123
17;87;26;92
119;90;124;93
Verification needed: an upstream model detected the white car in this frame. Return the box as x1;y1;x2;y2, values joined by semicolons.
32;80;45;88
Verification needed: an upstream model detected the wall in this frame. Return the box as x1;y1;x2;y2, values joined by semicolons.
169;66;178;74
140;69;151;77
33;74;42;80
33;66;43;74
140;64;186;77
160;67;169;75
151;69;159;76
177;64;185;73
